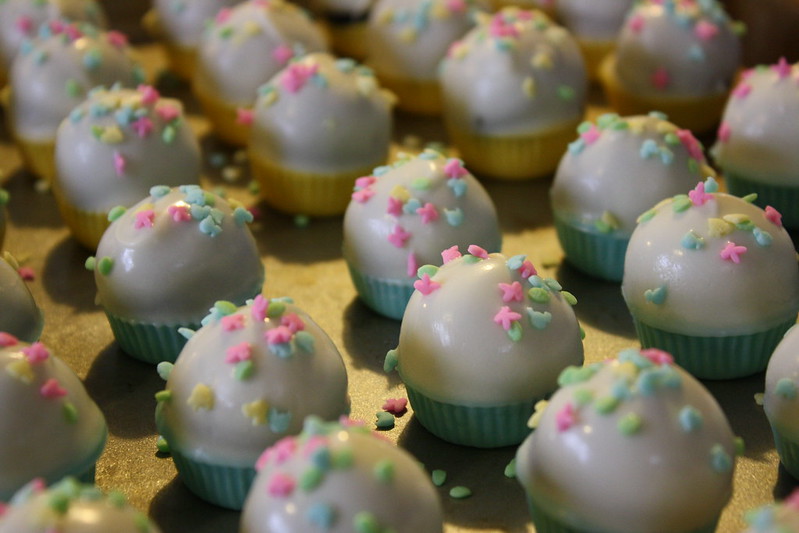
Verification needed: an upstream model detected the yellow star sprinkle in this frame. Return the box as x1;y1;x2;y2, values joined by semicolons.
187;384;215;411
100;125;124;144
6;359;34;384
531;52;553;70
390;185;410;202
708;218;734;237
242;399;269;425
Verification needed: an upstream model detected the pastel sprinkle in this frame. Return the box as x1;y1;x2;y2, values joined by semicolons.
267;473;295;497
383;349;398;372
0;333;18;347
416;202;439;224
134;209;155;229
710;444;733;473
353;512;380;533
494;306;522;331
112;151;126;177
775;378;798;399
467;244;488;259
187;383;214;411
561;291;577;306
387;225;411;248
443;158;468;179
504;459;516;479
22;342;49;363
40;378;67;398
306;503;336;529
688;182;712;206
432;469;447;486
373;460;395;483
556;403;577;432
225;342;252;364
444;207;463;227
765;206;783;227
679;406;704;432
449;486;472;499
441;245;461;264
644;285;667;305
720;242;747;264
414;273;441;296
382;398;407;416
499;281;524;303
617;413;643;435
527;309;552;330
375;411;395;430
242;399;269;425
681;230;704;250
528;287;550;303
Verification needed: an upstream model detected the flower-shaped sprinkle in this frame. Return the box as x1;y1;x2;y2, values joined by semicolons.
688;182;712;206
414;274;441;296
225;342;252;364
498;282;523;303
720;242;747;264
494;306;521;331
441;245;461;264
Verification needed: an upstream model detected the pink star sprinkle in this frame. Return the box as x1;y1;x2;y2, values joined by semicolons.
15;16;33;35
580;124;601;145
628;13;645;33
354;176;376;189
406;252;418;278
414;273;441;296
493;306;521;331
0;333;18;347
134;209;155;229
446;0;466;12
519;260;537;279
272;44;294;65
138;85;159;105
40;378;67;399
443;158;468;179
256;436;296;470
694;20;718;41
720;241;747;264
167;204;191;222
640;348;674;365
221;314;245;331
441;245;461;264
235;107;253;126
17;266;34;281
280;313;305;333
489;14;518;38
651;67;670;90
157;104;181;122
387;225;411;248
732;82;752;99
717;121;731;143
64;24;83;41
266;473;295;497
281;63;318;93
215;7;232;24
131;117;153;138
351;188;374;203
386;196;403;216
467;244;488;259
22;342;49;363
774;57;792;79
676;129;704;162
265;325;293;345
382;398;408;416
48;20;65;34
765;206;783;227
416;202;439;224
113;151;126;177
556;403;577;432
251;295;268;322
498;281;524;303
225;342;252;364
688;182;712;206
106;30;128;49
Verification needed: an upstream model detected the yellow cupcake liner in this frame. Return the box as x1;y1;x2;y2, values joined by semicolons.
250;151;375;216
445;117;581;180
374;71;441;116
598;55;729;134
52;185;109;250
192;81;250;146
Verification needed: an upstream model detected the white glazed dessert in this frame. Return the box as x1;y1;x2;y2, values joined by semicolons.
599;0;743;132
366;0;481;115
439;7;587;180
342;150;502;319
144;0;240;80
299;0;374;59
0;252;43;343
742;489;799;533
711;58;799;229
621;178;799;379
515;349;740;533
0;478;161;533
192;0;328;146
0;0;107;85
249;52;394;217
6;22;145;182
550;112;714;281
0;335;107;500
385;247;584;447
87;185;265;364
240;416;444;533
54;84;201;249
155;296;350;509
763;325;799;479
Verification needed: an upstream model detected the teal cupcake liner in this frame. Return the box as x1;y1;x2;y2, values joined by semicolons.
525;494;719;533
346;264;415;320
553;215;628;282
404;384;535;448
170;448;256;510
632;318;796;380
771;428;799;479
104;312;199;365
725;172;799;229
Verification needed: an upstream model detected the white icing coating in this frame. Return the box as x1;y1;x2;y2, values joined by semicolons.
0;0;106;75
0;253;43;343
395;251;584;405
249;53;394;174
0;478;161;533
764;325;799;442
515;351;737;533
742;489;799;533
439;8;587;136
8;22;144;142
55;85;201;212
240;418;443;533
342;151;501;281
612;0;741;98
193;0;327;107
711;60;799;186
556;0;634;42
621;186;799;336
152;0;239;48
92;186;264;324
551;113;711;237
0;337;107;500
155;299;349;466
366;0;480;81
